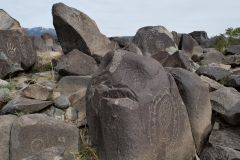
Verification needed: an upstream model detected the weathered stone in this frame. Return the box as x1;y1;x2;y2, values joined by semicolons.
54;76;90;97
0;115;17;160
226;45;240;55
171;31;181;47
200;145;240;160
151;51;170;64
199;51;226;65
169;68;212;154
10;114;79;160
0;9;21;30
0;88;10;109
133;26;178;56
44;106;65;121
190;31;209;47
110;37;142;55
208;63;231;70
163;51;199;72
224;74;240;91
209;128;240;150
200;75;224;91
196;65;231;81
55;49;98;76
0;79;9;86
22;147;74;160
54;95;70;109
65;107;78;121
210;87;240;125
52;3;116;57
231;67;240;75
179;34;203;59
21;83;53;101
87;50;195;160
1;96;52;114
0;30;36;78
225;54;240;67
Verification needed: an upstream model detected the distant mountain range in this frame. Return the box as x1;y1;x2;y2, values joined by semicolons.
24;27;56;37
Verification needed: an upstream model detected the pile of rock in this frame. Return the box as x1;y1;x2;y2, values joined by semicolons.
1;2;240;160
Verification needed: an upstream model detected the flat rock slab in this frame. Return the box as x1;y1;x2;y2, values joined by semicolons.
0;115;17;160
1;96;52;114
55;49;98;76
10;114;79;160
210;87;240;125
0;9;21;30
52;3;116;57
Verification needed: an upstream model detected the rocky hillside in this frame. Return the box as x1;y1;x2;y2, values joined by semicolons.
1;2;240;160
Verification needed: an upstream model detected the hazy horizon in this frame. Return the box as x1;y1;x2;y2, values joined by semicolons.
1;0;240;37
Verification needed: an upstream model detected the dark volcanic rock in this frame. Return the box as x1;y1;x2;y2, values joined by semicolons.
163;51;198;72
200;145;240;160
10;114;79;160
209;128;240;150
52;3;116;57
171;31;181;47
151;51;170;64
0;9;21;30
0;30;37;78
169;68;212;154
224;74;240;91
190;31;209;47
196;65;231;81
225;54;240;67
0;115;17;160
210;87;240;125
1;96;52;114
226;45;240;55
55;49;98;76
200;51;226;65
86;50;195;160
133;26;178;56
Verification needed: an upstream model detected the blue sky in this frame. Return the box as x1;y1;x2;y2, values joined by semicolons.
1;0;240;37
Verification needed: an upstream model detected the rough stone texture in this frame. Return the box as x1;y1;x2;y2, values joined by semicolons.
151;51;170;64
169;68;212;154
54;95;70;109
189;31;209;47
21;83;53;101
163;51;199;72
224;74;240;91
209;128;240;151
210;87;240;125
65;107;78;121
44;106;65;121
55;49;98;76
179;34;203;60
196;65;231;81
225;54;240;67
10;114;79;160
1;96;52;114
0;88;10;110
200;75;224;91
133;26;178;56
0;9;21;30
200;145;240;160
226;45;240;55
54;76;91;97
22;147;74;160
171;31;181;47
52;3;116;57
0;115;17;160
208;63;231;71
0;30;36;78
110;37;142;55
199;51;226;65
86;50;195;160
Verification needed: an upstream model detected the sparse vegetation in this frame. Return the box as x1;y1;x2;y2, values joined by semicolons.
0;82;16;90
74;127;98;160
214;27;240;52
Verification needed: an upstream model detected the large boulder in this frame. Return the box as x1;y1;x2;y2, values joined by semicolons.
10;114;79;160
196;65;231;81
1;96;52;114
189;31;209;47
0;115;17;160
86;50;195;160
133;26;178;56
210;87;240;125
0;30;37;78
0;9;21;30
209;128;240;150
200;145;240;160
55;49;98;76
226;45;240;55
168;68;212;154
199;51;226;65
225;54;240;67
200;75;224;91
52;3;116;57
